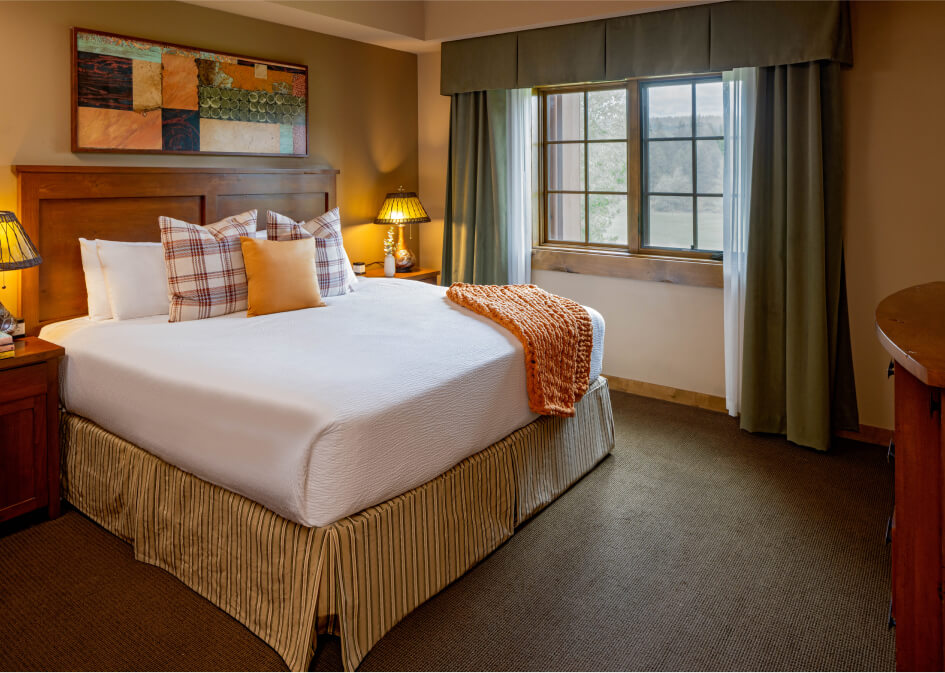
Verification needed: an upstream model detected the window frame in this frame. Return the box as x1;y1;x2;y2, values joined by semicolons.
537;73;724;263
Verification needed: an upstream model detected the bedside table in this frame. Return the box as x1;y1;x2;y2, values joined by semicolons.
0;337;65;523
362;268;440;285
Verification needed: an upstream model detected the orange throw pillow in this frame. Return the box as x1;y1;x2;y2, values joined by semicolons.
240;237;326;317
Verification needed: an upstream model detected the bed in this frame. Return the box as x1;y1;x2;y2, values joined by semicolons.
15;165;615;671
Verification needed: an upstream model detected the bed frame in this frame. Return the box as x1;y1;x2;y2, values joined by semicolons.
14;165;337;334
13;165;614;671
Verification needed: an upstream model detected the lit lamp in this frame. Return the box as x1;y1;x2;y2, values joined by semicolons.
373;187;430;272
0;211;42;335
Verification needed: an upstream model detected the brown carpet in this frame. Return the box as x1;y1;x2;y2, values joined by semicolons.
0;391;895;671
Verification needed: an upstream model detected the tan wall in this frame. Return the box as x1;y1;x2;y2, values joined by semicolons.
0;0;418;316
534;270;726;397
417;51;449;270
842;0;945;430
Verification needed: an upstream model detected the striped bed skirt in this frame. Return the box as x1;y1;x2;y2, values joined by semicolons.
60;376;614;671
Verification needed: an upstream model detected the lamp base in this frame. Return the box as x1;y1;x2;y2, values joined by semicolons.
395;248;416;272
0;300;15;335
395;225;416;271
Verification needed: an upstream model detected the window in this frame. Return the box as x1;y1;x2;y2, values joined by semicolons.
538;75;724;259
544;86;629;247
642;78;724;253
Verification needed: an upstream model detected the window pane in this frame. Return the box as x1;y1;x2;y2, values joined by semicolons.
588;142;627;192
589;194;628;245
696;139;723;194
697;197;723;251
646;84;691;138
546;92;584;141
547;193;585;242
547;143;585;191
588;89;626;140
648;140;692;193
647;196;693;249
696;81;723;136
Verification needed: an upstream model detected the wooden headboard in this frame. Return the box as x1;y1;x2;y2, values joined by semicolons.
14;165;338;335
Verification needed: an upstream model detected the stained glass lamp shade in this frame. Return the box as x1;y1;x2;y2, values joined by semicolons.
0;211;42;334
374;188;430;271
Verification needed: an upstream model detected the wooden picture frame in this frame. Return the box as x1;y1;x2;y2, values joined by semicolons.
71;28;309;157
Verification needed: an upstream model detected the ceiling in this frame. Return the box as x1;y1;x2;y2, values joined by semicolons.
184;0;709;54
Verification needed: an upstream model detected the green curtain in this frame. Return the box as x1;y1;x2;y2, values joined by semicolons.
740;61;858;451
441;91;510;285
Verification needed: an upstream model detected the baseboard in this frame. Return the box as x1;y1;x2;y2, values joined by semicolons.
604;374;728;414
835;424;893;447
604;373;894;448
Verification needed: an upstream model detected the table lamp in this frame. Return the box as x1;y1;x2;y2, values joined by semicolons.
0;211;42;335
373;187;431;272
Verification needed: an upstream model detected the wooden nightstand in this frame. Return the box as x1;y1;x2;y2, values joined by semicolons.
362;267;440;285
0;337;65;523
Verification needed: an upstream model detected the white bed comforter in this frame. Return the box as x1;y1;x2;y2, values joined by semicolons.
41;278;604;527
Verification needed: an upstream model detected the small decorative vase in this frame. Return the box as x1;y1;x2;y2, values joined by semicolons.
395;246;416;272
384;254;396;277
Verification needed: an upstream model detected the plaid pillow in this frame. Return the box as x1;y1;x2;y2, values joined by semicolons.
159;210;257;322
267;208;357;297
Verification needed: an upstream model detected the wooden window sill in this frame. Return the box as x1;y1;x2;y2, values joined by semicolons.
531;246;722;288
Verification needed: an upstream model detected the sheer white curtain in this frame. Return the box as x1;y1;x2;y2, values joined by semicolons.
505;88;533;284
722;68;758;417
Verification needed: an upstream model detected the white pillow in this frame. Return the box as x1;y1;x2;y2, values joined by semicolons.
78;238;112;321
95;240;170;320
253;230;267;239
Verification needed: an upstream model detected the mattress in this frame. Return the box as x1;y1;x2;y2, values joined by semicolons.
41;278;605;527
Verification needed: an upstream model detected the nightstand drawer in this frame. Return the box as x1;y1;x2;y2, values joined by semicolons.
0;392;47;520
0;338;65;523
0;363;47;403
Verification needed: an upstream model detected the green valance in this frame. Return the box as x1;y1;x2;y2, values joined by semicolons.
517;20;606;87
440;0;852;95
439;33;518;96
605;5;711;81
709;1;852;71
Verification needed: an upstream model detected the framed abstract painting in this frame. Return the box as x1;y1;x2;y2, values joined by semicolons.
71;28;308;157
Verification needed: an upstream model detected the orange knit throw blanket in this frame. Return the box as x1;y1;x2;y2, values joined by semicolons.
446;283;593;417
